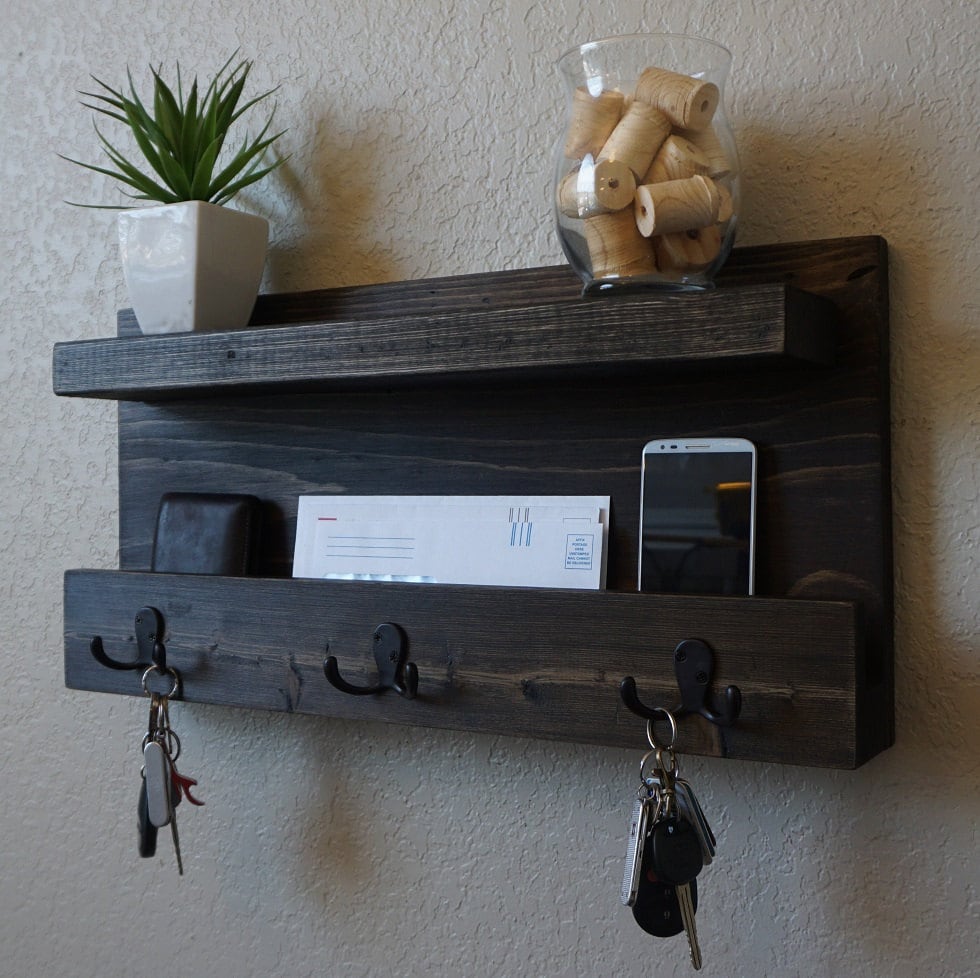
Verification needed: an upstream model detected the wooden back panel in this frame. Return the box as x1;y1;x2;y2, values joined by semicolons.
88;236;892;766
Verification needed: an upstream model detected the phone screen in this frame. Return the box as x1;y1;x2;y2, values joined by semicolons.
639;446;755;595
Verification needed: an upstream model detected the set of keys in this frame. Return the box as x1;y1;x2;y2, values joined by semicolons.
139;664;203;875
621;711;715;970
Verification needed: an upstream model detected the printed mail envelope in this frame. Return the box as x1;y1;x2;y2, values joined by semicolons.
292;495;609;589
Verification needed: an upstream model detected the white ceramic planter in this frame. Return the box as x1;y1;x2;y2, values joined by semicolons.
118;200;269;335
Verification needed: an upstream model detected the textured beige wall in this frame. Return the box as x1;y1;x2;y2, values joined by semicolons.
2;2;978;976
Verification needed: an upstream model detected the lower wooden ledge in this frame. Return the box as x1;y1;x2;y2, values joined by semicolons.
63;570;891;769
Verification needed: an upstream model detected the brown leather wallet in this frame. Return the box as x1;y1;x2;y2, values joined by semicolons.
151;492;262;575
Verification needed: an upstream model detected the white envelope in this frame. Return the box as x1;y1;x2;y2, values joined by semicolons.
292;495;610;589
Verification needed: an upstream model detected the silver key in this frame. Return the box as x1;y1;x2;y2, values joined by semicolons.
647;750;704;969
141;675;186;876
650;813;703;969
142;737;184;874
142;692;170;827
674;778;715;863
143;739;172;828
167;792;184;876
675;777;714;848
626;747;672;906
621;793;653;906
157;694;184;876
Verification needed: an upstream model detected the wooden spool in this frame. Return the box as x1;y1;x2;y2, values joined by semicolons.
563;87;625;160
716;182;734;223
642;134;712;184
654;224;723;271
597;101;671;178
583;210;659;278
634;66;719;131
557;160;636;218
676;125;732;179
634;175;721;238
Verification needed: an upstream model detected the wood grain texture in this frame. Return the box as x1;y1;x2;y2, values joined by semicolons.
64;570;864;768
52;282;835;400
58;236;893;768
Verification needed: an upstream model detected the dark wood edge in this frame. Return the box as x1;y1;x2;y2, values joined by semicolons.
65;569;870;769
52;280;837;400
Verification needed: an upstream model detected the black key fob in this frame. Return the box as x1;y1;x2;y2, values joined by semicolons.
632;861;698;937
650;815;704;886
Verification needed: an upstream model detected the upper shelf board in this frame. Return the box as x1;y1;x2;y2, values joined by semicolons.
52;263;837;402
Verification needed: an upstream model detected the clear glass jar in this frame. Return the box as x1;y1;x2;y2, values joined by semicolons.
554;33;739;293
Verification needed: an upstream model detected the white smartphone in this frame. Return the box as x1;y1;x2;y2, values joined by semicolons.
638;438;757;595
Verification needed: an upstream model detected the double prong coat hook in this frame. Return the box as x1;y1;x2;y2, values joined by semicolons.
621;638;741;728
324;623;418;699
91;607;167;671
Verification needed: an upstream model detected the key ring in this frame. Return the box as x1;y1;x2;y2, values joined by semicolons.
142;664;181;699
646;708;678;750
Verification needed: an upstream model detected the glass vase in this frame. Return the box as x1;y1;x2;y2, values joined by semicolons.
554;33;739;293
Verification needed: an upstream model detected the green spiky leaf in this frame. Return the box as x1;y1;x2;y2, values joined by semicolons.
64;55;286;208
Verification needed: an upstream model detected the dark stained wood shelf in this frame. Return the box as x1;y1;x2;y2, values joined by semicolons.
53;278;836;401
65;570;868;769
56;236;894;769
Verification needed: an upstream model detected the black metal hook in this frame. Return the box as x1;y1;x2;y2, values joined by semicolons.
323;623;418;699
90;607;167;671
620;638;741;728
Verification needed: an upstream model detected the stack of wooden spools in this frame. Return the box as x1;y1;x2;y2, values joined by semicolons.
558;64;735;282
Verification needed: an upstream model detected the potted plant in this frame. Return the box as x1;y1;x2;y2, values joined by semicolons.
63;54;287;334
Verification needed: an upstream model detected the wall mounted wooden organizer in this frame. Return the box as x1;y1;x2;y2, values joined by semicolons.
56;236;893;770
